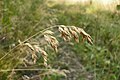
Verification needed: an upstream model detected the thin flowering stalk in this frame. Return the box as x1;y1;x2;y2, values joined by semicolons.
0;69;58;72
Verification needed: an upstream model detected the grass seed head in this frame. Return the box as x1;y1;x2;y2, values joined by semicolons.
59;26;71;41
69;27;79;43
34;45;48;66
24;43;34;51
43;30;54;35
17;25;93;67
44;35;59;52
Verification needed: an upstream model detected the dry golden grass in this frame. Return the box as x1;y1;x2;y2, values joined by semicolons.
14;25;93;67
0;25;92;79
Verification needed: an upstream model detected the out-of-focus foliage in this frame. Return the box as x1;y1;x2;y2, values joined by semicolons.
0;0;120;80
117;5;120;10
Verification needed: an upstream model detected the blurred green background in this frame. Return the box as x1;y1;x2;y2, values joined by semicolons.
0;0;120;80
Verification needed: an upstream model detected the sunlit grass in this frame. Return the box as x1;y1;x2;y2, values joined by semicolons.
1;0;120;80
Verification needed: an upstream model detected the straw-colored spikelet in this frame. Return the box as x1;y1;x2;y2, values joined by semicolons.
24;43;37;64
44;35;59;52
24;43;34;51
31;51;37;64
23;43;48;65
58;25;93;44
34;45;48;66
78;28;93;44
43;30;54;35
18;25;92;67
68;27;79;43
58;25;71;41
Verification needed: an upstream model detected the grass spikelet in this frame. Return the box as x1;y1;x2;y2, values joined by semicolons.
31;51;37;64
24;43;34;51
58;25;93;44
1;25;92;68
39;48;48;66
58;25;71;41
68;27;79;43
34;45;48;66
43;30;54;35
78;28;93;44
44;35;59;52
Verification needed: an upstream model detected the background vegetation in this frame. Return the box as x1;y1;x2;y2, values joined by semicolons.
0;0;120;80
